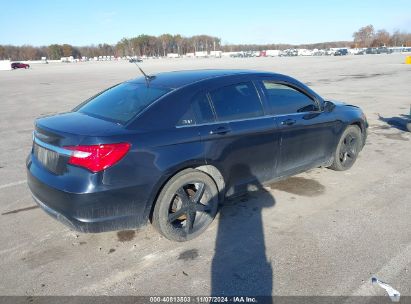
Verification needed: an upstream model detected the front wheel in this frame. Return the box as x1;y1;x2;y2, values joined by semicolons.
152;169;219;241
329;125;362;171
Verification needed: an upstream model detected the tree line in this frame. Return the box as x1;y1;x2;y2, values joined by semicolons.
352;25;411;48
1;26;410;61
0;34;222;60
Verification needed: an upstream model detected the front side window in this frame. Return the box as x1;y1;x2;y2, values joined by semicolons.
76;83;171;124
209;82;263;121
261;81;318;115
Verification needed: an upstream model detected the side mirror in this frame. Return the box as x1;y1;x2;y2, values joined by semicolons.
323;100;335;112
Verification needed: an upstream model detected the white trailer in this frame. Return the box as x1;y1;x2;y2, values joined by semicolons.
0;60;11;71
184;53;195;58
167;53;180;58
265;50;280;57
209;51;222;58
195;51;208;58
298;49;314;56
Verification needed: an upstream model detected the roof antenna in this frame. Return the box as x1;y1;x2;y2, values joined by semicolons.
129;59;155;86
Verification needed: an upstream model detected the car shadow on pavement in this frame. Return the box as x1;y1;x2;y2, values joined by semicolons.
378;114;411;132
211;165;276;298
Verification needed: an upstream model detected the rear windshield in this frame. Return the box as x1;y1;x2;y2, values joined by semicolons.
76;82;171;124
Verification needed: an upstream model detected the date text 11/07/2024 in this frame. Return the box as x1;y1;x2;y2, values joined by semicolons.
149;296;258;303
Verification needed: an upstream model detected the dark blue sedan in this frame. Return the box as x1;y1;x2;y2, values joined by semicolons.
26;69;368;241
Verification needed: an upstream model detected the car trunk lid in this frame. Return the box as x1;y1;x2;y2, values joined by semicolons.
32;112;130;174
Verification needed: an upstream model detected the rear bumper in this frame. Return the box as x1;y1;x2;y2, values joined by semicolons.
27;169;150;233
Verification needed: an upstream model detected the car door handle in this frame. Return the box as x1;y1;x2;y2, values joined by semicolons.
281;119;296;126
210;126;231;135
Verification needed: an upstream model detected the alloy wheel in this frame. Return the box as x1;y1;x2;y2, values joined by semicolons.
168;182;215;235
339;133;357;168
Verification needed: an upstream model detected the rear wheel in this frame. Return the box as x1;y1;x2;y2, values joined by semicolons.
152;169;219;241
329;125;362;171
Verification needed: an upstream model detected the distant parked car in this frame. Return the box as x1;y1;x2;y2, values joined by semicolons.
11;62;30;69
376;47;391;54
355;50;365;55
129;58;142;63
27;69;368;241
366;48;378;55
334;49;348;56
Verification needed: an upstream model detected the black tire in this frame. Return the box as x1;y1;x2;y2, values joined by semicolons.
152;169;219;241
329;125;362;171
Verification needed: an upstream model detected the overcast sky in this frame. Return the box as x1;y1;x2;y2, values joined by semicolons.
1;0;410;46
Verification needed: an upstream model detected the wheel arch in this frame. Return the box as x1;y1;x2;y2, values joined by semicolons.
350;121;363;133
195;165;226;198
349;120;367;148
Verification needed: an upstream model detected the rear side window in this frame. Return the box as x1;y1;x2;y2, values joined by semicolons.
178;93;215;126
209;82;263;121
76;83;171;124
261;81;318;115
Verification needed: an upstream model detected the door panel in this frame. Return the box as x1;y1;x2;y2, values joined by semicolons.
277;112;337;176
199;117;280;196
201;81;280;196
257;80;338;176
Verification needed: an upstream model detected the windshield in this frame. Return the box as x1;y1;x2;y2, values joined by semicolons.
76;82;171;124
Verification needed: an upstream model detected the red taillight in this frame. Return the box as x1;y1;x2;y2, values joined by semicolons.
64;143;131;173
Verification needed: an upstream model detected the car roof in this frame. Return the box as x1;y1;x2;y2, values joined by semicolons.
127;69;277;89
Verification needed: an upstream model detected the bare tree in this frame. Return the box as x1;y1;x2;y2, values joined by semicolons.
159;34;173;56
353;25;375;47
173;34;183;55
390;30;411;47
372;30;390;47
62;44;73;57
